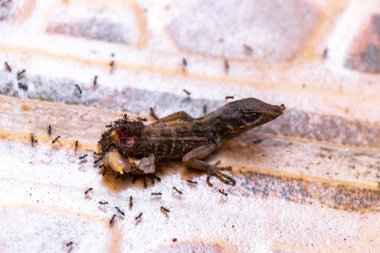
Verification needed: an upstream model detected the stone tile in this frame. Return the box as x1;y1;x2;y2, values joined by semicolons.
167;0;319;62
46;4;140;45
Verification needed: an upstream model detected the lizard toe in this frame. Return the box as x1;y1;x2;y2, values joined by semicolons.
205;166;235;186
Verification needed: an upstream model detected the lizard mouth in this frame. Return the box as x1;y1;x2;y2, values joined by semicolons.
261;104;285;117
103;148;156;175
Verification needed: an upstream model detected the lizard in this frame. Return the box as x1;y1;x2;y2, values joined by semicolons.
96;97;285;186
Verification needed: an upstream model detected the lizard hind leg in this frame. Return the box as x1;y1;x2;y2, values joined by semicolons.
182;144;236;187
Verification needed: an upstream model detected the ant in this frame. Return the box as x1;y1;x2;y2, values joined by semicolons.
173;187;182;195
52;136;61;144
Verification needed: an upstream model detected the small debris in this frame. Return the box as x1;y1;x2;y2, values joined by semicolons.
151;192;162;196
109;60;115;73
181;58;187;74
21;104;31;111
99;200;108;205
172;238;177;242
242;44;253;55
182;58;187;67
323;48;329;58
225;96;234;100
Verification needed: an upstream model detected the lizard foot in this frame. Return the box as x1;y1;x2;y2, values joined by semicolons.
205;166;235;187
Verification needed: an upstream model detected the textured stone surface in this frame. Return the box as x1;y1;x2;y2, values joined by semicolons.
0;0;379;252
345;14;380;73
0;0;29;21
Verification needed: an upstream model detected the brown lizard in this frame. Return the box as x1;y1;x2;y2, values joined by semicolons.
97;97;285;186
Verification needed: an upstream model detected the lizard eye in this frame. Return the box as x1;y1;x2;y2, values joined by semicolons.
241;111;260;122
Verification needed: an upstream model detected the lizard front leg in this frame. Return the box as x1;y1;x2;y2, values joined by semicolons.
156;111;193;123
182;143;236;187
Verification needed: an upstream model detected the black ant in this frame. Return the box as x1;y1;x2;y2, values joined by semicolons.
30;133;37;147
52;136;61;144
48;125;52;136
173;187;182;195
218;189;228;196
79;154;88;160
4;61;11;72
135;212;143;220
115;207;125;216
17;69;26;80
109;214;116;226
93;75;98;88
186;180;197;185
129;196;133;209
84;187;93;195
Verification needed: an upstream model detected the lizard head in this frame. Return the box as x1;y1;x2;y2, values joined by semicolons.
209;97;285;138
97;115;147;174
238;97;285;127
98;115;144;154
